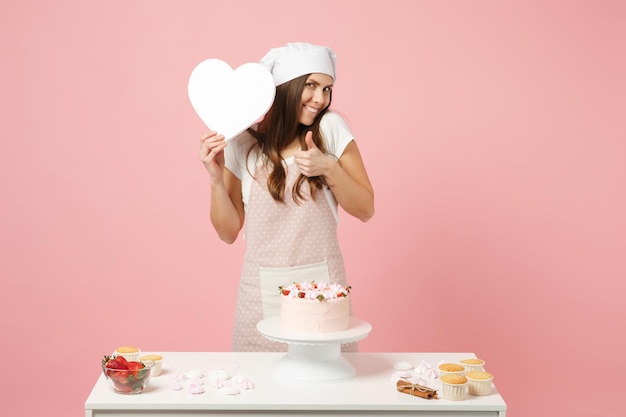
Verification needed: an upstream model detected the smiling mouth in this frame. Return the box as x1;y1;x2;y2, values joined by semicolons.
304;105;319;114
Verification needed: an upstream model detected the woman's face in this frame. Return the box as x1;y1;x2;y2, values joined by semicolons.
297;73;333;126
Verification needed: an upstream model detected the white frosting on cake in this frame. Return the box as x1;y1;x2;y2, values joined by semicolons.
279;281;351;333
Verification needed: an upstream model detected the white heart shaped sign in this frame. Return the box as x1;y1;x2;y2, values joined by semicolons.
188;59;276;140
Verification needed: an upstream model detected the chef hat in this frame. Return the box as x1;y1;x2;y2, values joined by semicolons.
260;42;336;86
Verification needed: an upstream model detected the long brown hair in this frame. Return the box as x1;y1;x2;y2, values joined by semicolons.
247;74;331;203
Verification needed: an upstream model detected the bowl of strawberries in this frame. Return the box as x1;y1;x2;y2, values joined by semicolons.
102;355;155;394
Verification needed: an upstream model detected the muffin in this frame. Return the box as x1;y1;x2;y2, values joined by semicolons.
440;374;468;401
459;358;485;373
438;363;465;376
465;371;494;396
113;346;141;362
139;354;163;377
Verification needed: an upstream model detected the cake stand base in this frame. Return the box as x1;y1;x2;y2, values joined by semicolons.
273;343;355;383
256;317;372;384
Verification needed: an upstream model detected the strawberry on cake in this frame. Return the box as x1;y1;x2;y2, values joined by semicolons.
278;281;351;333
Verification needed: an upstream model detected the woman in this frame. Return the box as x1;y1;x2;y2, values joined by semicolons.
200;42;374;351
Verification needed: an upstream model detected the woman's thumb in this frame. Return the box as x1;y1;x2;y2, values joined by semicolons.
305;131;317;150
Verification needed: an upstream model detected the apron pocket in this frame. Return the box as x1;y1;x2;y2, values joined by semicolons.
258;260;330;319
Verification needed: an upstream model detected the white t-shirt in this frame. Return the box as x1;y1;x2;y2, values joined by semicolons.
224;111;354;222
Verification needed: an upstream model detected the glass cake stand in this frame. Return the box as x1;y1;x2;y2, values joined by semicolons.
256;317;372;383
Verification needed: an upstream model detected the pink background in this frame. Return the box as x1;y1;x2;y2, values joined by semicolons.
1;1;624;416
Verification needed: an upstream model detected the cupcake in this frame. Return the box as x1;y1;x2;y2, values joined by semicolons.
114;346;141;362
438;363;465;376
465;371;494;396
459;358;485;373
139;354;163;377
440;374;468;401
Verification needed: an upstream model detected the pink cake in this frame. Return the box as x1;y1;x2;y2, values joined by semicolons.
279;282;351;333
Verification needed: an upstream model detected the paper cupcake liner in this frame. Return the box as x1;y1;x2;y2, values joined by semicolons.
458;359;485;373
467;378;493;396
461;364;484;373
441;382;468;401
140;355;163;377
113;349;141;362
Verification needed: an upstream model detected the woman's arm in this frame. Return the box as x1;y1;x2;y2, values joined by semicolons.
200;132;245;243
295;133;374;222
209;168;244;243
323;140;375;222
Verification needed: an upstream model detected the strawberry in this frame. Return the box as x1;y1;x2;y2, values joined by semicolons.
114;355;128;364
298;291;305;298
126;361;144;378
107;359;128;370
338;286;351;297
112;370;130;385
114;380;133;393
103;355;128;370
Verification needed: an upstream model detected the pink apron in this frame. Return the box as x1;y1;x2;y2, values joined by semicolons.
231;158;355;352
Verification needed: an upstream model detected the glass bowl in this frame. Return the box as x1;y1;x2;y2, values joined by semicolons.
101;357;155;394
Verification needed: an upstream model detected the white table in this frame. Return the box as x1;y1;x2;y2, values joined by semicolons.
85;352;507;416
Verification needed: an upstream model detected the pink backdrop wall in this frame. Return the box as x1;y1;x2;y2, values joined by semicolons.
1;1;624;416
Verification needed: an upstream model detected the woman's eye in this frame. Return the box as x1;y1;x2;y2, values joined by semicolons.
323;87;332;93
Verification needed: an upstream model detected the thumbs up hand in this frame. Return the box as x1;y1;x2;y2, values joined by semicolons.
294;131;334;177
304;130;318;151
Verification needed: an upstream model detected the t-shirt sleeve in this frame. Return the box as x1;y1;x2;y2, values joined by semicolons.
320;111;355;160
224;132;254;180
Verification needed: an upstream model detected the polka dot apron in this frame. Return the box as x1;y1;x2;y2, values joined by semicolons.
231;158;355;352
